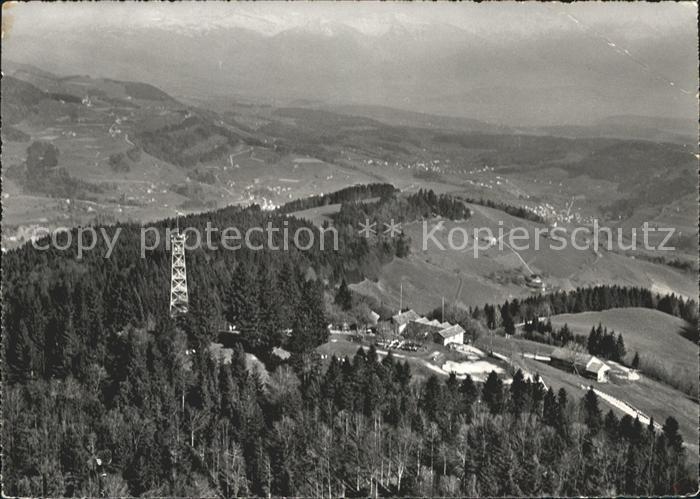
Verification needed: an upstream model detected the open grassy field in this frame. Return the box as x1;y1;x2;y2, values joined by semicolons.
350;200;697;313
474;334;557;358
351;254;526;315
549;307;697;398
550;308;693;371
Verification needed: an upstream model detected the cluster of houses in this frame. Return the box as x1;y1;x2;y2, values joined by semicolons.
391;309;466;346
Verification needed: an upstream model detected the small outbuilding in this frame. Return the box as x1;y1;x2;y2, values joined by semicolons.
550;347;611;382
434;324;465;346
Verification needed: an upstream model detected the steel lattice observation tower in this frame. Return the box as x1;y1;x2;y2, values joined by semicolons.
169;216;189;318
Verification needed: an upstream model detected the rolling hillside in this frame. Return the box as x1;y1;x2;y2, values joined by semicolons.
549;307;697;398
349;203;698;313
0;65;384;247
550;308;692;367
3;63;697;270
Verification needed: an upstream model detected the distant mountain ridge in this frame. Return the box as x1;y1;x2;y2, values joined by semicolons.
534;115;696;145
3;15;695;127
325;104;512;134
324;105;697;145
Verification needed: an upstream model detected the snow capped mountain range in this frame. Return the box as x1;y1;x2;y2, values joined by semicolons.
3;3;696;127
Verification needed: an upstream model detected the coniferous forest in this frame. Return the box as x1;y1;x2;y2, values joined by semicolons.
2;193;697;497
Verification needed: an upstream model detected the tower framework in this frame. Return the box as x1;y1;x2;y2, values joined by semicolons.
169;230;189;317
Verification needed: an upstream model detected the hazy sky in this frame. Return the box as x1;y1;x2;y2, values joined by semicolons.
4;1;697;37
3;2;697;125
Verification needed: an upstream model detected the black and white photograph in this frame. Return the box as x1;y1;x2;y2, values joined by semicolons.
1;1;698;497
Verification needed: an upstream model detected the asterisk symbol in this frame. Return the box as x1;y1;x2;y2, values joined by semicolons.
358;218;376;238
383;219;402;237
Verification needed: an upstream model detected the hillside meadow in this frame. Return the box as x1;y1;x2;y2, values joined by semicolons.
550;308;697;399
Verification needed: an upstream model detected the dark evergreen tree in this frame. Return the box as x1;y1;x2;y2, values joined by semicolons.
631;351;640;369
662;417;683;454
529;375;545;417
508;369;529;418
501;303;515;335
542;388;558;427
334;279;352;311
614;334;626;362
583;389;602;434
482;371;504;415
604;410;619;440
459;374;479;418
421;375;443;421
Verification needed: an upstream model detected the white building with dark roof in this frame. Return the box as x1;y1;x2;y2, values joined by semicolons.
434;324;465;346
549;347;611;382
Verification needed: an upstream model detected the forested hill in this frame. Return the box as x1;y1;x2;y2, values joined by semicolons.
3;185;470;382
282;183;471;229
3;187;697;496
279;183;399;213
2;206;372;381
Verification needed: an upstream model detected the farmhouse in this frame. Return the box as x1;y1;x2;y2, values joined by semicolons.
392;309;421;333
525;273;545;289
549;347;611;382
434;324;466;346
404;317;445;338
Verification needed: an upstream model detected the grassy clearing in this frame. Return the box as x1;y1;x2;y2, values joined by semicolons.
474;334;556;358
549;308;697;398
350;200;696;313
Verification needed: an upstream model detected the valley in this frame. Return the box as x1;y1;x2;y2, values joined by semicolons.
3;65;696;285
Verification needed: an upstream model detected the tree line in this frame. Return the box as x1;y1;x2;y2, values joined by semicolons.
469;285;697;331
279;183;398;213
459;195;545;224
522;320;629;364
332;189;470;229
522;320;587;349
